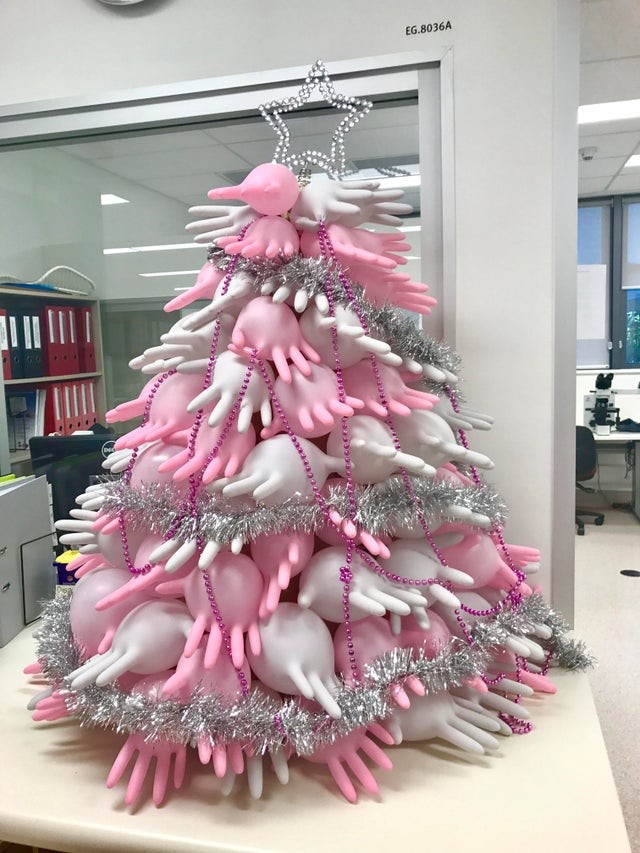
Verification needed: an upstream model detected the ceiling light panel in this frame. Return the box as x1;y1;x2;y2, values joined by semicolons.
100;193;129;205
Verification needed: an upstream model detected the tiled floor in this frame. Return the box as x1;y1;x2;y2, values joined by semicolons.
574;507;640;852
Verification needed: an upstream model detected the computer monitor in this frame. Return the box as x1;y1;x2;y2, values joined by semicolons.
29;433;117;527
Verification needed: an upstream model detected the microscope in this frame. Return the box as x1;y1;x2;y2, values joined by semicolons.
584;373;620;435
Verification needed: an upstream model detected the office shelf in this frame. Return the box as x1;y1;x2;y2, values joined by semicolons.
1;288;105;475
4;372;101;386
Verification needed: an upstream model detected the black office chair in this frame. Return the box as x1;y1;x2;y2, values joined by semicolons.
575;425;605;535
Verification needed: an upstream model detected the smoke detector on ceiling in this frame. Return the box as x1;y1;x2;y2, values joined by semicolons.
579;146;598;162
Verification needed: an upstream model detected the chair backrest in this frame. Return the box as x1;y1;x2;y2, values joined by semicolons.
576;425;597;481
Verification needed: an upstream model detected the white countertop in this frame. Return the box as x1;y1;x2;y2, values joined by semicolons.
593;430;640;443
0;626;630;853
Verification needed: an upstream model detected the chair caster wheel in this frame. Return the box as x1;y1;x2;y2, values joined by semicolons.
577;528;585;536
595;518;604;526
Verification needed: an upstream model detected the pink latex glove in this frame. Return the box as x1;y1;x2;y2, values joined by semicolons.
161;639;251;703
433;463;477;489
342;261;437;314
228;296;321;382
437;531;522;591
303;722;393;804
163;262;225;312
28;673;139;722
94;539;198;611
300;224;409;269
315;491;392;558
341;359;439;418
70;566;158;657
159;422;256;484
156;551;262;669
112;373;206;450
104;673;187;807
106;732;187;807
206;163;300;216
488;534;541;570
31;689;72;722
218;216;299;259
249;530;315;618
68;553;104;579
160;641;252;783
260;363;363;439
128;440;192;492
395;612;452;658
333;617;426;708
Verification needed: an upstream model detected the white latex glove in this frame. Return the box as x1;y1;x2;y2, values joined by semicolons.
289;179;377;230
433;397;494;432
246;603;342;718
299;303;403;369
259;276;330;315
209;435;345;505
67;600;193;690
297;546;428;622
187;349;273;432
219;746;290;799
451;684;531;725
393;409;494;470
185;203;258;244
455;591;547;664
385;691;500;754
327;416;435;484
130;315;234;377
180;271;256;331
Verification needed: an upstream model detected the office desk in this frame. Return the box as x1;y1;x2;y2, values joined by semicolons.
593;431;640;519
0;627;631;853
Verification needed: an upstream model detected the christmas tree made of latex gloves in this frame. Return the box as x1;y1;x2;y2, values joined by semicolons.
29;61;593;808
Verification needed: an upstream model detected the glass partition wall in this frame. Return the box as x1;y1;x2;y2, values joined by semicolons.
0;55;450;470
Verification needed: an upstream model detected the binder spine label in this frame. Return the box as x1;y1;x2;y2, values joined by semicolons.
32;316;41;349
23;316;32;349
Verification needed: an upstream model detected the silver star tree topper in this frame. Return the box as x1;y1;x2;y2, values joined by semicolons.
259;60;372;179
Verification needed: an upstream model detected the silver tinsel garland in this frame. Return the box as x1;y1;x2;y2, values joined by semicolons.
98;476;507;548
34;594;593;757
205;249;460;387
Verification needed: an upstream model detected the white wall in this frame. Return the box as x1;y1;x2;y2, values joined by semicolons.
0;0;580;615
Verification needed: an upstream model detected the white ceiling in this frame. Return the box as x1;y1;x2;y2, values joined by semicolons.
579;0;640;195
63;105;420;209
49;0;640;287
